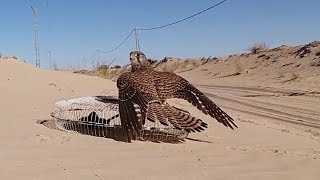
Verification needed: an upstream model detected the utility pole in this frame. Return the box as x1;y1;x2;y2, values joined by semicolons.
134;28;140;51
48;50;52;69
30;4;40;68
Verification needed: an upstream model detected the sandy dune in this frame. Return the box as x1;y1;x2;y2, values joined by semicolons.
1;51;320;180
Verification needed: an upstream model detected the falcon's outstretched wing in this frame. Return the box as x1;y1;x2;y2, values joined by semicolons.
155;72;238;130
117;73;145;142
165;104;208;132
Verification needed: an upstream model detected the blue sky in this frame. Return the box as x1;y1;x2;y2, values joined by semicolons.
0;0;319;68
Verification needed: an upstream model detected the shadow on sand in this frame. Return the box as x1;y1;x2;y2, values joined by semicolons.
36;119;212;144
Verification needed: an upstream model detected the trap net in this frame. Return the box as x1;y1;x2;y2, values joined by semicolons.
49;96;189;142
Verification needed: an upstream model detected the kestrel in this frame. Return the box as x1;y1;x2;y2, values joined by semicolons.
117;51;237;142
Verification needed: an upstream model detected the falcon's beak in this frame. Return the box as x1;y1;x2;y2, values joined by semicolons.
130;53;139;62
130;53;136;61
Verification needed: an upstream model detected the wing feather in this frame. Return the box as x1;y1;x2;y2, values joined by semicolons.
155;72;237;129
117;74;144;142
185;85;237;129
165;104;208;132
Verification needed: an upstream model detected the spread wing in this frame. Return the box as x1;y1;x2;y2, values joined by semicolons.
117;73;145;142
165;105;208;132
155;72;237;130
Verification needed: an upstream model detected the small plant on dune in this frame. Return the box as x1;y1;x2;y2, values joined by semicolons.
92;59;113;69
178;60;202;73
108;68;129;81
96;64;109;76
111;65;122;69
234;57;245;75
92;60;101;69
147;58;158;64
53;63;59;71
219;57;245;78
249;42;268;54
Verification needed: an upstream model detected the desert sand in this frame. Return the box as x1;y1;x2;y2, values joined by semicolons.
1;41;320;179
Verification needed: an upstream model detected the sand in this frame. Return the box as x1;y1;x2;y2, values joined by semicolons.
1;45;320;180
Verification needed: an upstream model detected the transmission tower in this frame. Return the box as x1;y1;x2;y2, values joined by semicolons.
30;4;40;68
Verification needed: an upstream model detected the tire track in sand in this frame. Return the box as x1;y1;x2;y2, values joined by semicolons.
196;84;320;129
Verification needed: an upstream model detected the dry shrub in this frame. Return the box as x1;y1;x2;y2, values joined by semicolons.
96;65;109;76
249;43;268;54
95;65;129;81
148;59;158;64
156;59;201;73
235;57;244;74
111;65;122;69
108;68;129;81
179;60;202;72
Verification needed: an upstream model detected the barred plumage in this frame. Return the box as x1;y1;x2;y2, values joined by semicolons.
117;51;237;142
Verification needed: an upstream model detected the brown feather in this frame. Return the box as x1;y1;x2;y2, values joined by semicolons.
153;65;237;129
117;51;237;142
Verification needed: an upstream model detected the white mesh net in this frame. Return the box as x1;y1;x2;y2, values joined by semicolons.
49;96;189;142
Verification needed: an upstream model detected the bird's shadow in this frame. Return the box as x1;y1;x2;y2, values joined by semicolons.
36;119;212;144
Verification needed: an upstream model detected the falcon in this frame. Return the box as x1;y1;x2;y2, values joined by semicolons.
117;51;237;142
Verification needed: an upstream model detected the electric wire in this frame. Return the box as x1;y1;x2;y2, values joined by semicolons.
137;0;227;31
97;29;135;53
97;0;228;53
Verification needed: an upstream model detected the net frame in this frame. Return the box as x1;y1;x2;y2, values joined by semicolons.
50;96;189;142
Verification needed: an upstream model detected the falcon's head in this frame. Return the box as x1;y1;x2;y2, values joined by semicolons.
130;51;151;71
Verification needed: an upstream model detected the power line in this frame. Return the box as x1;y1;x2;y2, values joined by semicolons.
137;0;228;31
97;29;135;53
97;0;228;53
